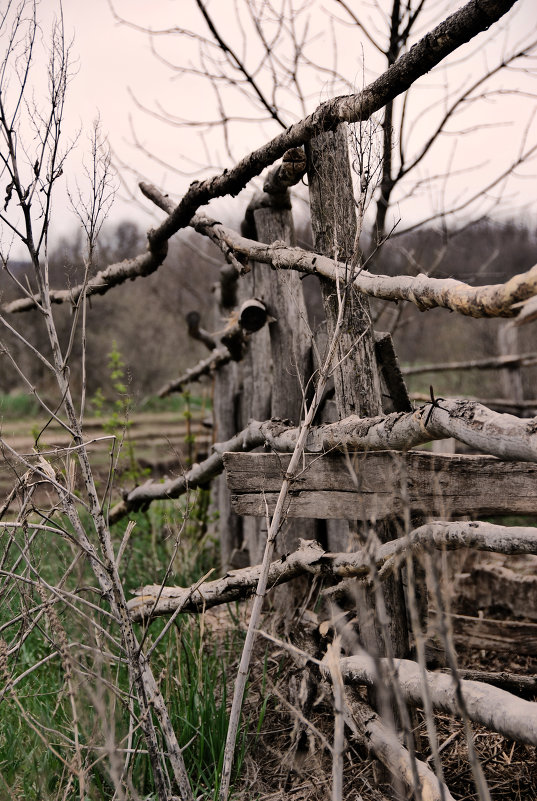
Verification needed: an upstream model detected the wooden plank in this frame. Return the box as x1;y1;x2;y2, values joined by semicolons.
224;450;537;519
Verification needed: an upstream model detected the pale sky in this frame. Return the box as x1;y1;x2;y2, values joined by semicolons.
5;0;537;256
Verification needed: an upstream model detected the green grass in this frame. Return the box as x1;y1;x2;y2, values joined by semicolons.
0;491;257;800
0;392;41;419
139;392;211;415
0;390;210;421
155;610;250;800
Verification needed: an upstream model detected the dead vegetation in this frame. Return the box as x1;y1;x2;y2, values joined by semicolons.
215;588;537;801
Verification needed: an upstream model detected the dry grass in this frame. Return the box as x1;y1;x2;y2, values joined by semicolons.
206;589;537;801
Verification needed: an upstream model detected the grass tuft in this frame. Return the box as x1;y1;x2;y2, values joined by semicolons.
0;490;260;799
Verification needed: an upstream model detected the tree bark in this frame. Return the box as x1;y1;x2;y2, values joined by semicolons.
253;203;311;423
187;215;537;319
236;203;273;566
127;522;537;619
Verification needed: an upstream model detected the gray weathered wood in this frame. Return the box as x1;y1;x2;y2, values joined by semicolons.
308;125;410;660
374;331;412;413
212;279;243;571
237;266;271;566
253;197;317;613
224;450;537;519
335;653;537;744
306;126;382;419
127;526;537;620
239;186;315;571
498;322;524;405
253;205;311;423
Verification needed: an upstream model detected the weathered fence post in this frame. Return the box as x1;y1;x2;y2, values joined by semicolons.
239;152;315;574
306;124;410;658
498;321;524;408
211;272;242;570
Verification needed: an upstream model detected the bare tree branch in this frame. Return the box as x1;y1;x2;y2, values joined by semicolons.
335;653;537;746
156;346;231;398
127;522;537;620
257;398;537;461
142;0;522;249
6;213;537;320
189;219;537;319
403;352;537;375
345;689;456;801
108;422;266;523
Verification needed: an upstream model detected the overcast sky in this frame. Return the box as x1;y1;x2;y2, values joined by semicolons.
5;0;537;256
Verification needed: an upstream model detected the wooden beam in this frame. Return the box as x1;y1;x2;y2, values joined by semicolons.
127;527;537;621
224;450;537;519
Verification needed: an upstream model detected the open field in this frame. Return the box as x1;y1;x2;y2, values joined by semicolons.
0;411;211;504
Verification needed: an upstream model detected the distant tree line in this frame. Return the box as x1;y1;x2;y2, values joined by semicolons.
0;221;217;403
1;216;535;403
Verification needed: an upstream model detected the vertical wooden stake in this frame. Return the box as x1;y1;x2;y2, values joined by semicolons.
306;124;410;659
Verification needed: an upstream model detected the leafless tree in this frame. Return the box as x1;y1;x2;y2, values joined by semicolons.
113;0;536;248
0;4;193;799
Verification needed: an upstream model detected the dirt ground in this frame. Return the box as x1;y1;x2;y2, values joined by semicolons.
0;412;210;504
216;560;537;801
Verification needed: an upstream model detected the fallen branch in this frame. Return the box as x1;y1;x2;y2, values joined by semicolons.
345;690;456;801
127;523;537;620
335;653;537;746
128;540;325;620
141;191;537;323
156;347;231;398
403;352;537;375
311;399;537;460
